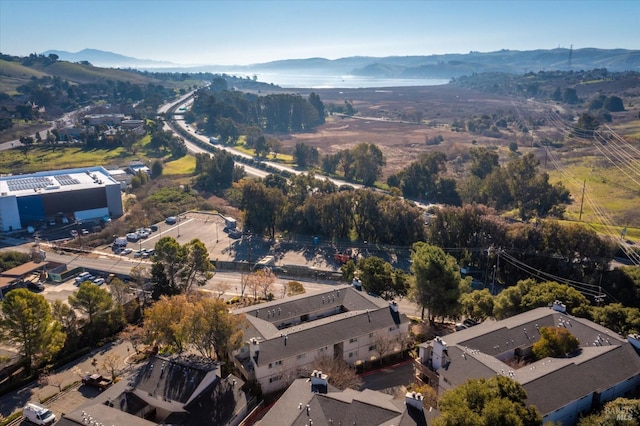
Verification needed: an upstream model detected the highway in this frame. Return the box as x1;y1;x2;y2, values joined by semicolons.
162;94;364;188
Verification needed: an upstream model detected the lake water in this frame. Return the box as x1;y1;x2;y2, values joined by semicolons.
229;71;450;89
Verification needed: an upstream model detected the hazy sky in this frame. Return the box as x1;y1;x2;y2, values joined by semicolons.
1;0;638;65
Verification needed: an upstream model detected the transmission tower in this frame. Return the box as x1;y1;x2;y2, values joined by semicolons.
568;44;573;69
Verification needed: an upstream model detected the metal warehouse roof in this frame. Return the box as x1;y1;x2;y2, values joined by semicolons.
0;166;118;197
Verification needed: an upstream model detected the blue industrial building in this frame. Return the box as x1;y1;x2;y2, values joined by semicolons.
0;166;123;232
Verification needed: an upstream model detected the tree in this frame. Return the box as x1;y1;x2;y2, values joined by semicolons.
19;135;34;156
120;324;145;354
153;236;187;292
129;264;151;308
68;282;120;338
254;269;276;300
603;95;624;112
109;277;129;307
144;295;191;353
460;289;494;322
293;142;319;169
575;113;599;137
102;353;121;381
180;239;214;293
151;159;163;178
211;280;232;300
469;146;499;179
189;296;247;361
357;256;407;300
313;353;362;390
410;242;463;323
240;180;285;239
589;304;640;336
434;376;541;426
51;299;80;351
0;289;65;374
532;326;580;359
578;397;640;426
308;92;325;124
286;281;306;296
351;143;385;186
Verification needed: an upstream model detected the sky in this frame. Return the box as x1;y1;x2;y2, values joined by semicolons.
1;0;638;66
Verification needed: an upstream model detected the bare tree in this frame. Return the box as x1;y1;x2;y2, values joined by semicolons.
211;280;231;300
130;265;150;310
255;269;276;300
373;331;394;365
396;329;413;358
239;273;250;298
102;353;122;381
120;324;145;354
109;277;129;306
313;354;362;390
246;274;260;300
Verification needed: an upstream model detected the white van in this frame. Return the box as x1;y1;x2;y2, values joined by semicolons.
23;402;56;425
75;271;91;283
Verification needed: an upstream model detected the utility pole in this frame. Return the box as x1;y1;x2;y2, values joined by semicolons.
491;249;500;295
578;179;586;221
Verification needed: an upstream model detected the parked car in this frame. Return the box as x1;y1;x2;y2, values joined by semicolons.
70;230;79;238
134;250;144;258
81;373;112;391
228;228;242;239
93;277;105;285
27;281;45;291
150;224;159;232
120;248;132;255
126;232;139;242
23;402;56;425
165;216;177;225
81;228;89;235
463;318;478;328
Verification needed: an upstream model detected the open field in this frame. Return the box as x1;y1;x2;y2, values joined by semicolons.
281;84;640;230
0;146;137;174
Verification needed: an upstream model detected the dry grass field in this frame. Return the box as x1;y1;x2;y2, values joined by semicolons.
282;84;640;231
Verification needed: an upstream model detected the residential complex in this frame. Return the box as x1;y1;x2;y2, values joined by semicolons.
232;285;410;394
414;303;640;425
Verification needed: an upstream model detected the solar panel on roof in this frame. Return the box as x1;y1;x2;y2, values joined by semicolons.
6;176;52;191
54;174;80;186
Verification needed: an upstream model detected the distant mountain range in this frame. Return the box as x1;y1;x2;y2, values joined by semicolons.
43;48;176;68
45;48;640;79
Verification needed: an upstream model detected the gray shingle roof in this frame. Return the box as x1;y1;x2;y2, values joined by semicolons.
427;307;640;417
238;286;408;366
257;378;427;426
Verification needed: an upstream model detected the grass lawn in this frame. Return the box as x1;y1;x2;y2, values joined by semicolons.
163;155;196;175
0;145;137;174
548;155;640;240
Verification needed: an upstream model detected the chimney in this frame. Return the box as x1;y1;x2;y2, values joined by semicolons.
552;300;567;313
405;392;424;410
310;370;328;393
389;301;399;312
431;337;447;370
249;338;260;362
